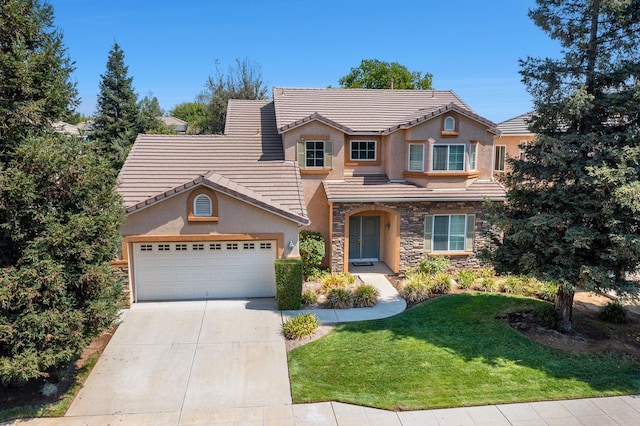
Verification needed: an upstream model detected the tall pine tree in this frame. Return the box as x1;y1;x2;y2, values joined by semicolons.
487;0;640;332
0;0;77;166
0;1;124;384
93;42;139;170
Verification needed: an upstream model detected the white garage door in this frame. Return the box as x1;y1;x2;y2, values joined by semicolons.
133;241;277;301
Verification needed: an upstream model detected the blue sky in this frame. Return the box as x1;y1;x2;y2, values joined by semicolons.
52;0;561;123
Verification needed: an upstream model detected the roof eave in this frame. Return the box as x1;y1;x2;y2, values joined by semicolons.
326;196;506;203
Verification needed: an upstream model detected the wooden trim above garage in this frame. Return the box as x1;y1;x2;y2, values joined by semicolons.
121;233;285;265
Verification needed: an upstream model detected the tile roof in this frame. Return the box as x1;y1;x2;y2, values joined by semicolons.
323;174;506;202
273;87;493;134
224;100;280;138
498;112;534;135
117;133;309;225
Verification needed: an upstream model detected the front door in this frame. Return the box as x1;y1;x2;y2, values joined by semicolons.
348;216;380;261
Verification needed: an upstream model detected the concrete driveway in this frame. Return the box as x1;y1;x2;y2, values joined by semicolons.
66;299;291;421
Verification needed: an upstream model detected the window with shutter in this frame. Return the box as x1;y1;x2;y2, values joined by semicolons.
425;214;475;252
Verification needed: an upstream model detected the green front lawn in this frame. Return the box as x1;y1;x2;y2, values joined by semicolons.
288;292;640;410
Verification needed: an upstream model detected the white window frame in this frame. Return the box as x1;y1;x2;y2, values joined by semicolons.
349;140;377;161
495;145;506;172
444;116;456;132
519;140;528;161
468;142;478;171
432;214;466;251
408;143;424;172
432;144;466;171
193;194;213;217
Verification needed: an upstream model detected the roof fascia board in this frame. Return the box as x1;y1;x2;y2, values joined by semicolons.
326;196;506;203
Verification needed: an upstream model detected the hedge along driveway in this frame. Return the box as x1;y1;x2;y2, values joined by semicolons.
287;293;640;410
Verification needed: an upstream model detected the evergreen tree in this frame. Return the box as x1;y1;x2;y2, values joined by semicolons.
0;0;77;166
137;94;174;134
199;58;268;134
0;1;124;384
93;42;139;169
487;0;640;332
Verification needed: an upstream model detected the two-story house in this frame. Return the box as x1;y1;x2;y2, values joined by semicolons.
116;88;505;302
495;112;535;175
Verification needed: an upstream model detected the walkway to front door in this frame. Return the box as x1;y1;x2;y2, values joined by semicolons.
348;216;380;261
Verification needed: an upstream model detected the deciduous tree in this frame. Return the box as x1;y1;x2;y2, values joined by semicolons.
339;59;433;90
486;0;640;333
170;101;208;134
199;58;268;134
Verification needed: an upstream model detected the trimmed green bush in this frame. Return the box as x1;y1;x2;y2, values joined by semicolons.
325;288;353;309
456;269;476;289
502;275;525;295
352;284;380;307
534;303;557;328
274;259;303;310
319;272;355;294
282;313;320;340
299;231;325;279
599;301;630;324
301;290;318;307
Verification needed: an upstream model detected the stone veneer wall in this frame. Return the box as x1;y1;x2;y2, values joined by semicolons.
331;201;493;274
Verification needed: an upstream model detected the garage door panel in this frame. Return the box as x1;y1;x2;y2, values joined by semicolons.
134;241;276;301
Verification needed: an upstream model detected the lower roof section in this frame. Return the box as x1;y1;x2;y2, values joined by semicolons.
323;175;506;203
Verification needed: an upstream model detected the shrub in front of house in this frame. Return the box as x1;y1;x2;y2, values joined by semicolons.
299;231;325;279
538;281;559;302
282;313;320;340
319;272;355;294
430;272;452;294
274;258;303;310
502;275;526;295
325;288;353;309
477;276;497;292
599;301;630;324
301;289;318;307
400;272;431;303
418;255;450;275
456;269;477;289
352;284;380;307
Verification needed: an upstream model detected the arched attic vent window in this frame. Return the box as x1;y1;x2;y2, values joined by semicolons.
193;194;213;217
444;116;456;132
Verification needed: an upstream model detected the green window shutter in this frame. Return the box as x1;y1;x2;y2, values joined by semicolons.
424;215;433;252
465;214;476;252
324;140;333;169
297;140;305;168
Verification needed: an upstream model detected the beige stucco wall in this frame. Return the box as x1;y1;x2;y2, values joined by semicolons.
121;187;301;258
282;121;345;180
494;134;534;174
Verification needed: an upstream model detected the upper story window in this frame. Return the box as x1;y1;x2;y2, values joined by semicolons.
519;140;528;161
297;139;333;170
468;142;477;171
444;116;456;132
350;140;376;161
187;188;219;222
433;144;465;171
495;145;506;171
408;144;424;172
193;194;212;217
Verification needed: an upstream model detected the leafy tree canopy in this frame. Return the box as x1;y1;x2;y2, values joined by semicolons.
486;0;640;332
199;58;268;134
338;59;433;90
92;41;139;169
137;94;175;134
170;101;208;134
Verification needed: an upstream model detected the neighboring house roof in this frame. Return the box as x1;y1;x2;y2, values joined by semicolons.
117;133;309;225
323;174;506;202
160;116;188;131
273;87;497;134
52;121;79;136
498;112;534;135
